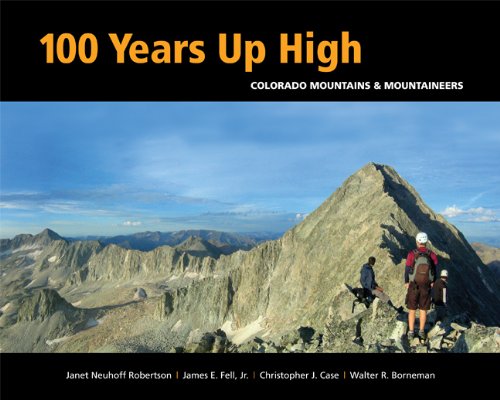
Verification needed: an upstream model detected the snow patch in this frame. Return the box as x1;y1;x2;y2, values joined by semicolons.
168;275;179;281
1;303;11;313
221;316;266;345
13;246;43;259
85;317;105;328
48;256;57;263
46;336;71;346
25;277;48;289
172;319;182;332
24;280;35;288
185;272;199;279
71;301;82;307
85;319;99;328
48;277;58;286
26;250;43;259
13;244;40;253
477;266;495;294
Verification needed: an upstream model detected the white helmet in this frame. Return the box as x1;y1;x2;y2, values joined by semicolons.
416;232;428;244
441;270;448;278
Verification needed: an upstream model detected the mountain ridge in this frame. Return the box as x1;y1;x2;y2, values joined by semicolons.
1;162;499;353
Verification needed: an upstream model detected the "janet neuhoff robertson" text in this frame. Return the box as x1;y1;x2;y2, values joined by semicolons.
66;371;172;380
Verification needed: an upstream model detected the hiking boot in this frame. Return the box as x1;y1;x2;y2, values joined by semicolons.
352;336;363;346
407;331;415;340
418;330;427;341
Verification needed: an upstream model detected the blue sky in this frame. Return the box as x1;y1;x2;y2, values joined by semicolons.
1;103;499;243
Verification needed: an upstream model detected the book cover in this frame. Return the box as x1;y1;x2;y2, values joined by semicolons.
1;0;499;393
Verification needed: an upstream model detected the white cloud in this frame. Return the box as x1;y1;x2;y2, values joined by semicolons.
0;202;27;209
468;216;500;223
0;199;116;216
441;205;499;222
295;213;308;220
441;205;466;218
467;192;486;206
123;220;142;227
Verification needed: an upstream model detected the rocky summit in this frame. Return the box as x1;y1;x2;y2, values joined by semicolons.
1;163;499;353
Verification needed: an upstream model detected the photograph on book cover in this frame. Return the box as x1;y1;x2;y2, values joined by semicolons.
1;102;499;354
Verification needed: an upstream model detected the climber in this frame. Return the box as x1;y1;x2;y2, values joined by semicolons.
404;232;438;341
432;269;448;322
360;256;403;313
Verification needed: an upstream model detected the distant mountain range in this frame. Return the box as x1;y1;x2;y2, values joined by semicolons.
468;237;500;247
69;230;282;253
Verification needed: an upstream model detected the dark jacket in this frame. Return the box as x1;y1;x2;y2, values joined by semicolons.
360;263;377;291
432;278;447;306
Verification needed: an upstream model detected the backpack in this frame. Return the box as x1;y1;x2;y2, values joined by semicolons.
409;249;435;286
345;284;373;313
351;288;373;313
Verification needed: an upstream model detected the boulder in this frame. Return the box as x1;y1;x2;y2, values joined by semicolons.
452;323;499;353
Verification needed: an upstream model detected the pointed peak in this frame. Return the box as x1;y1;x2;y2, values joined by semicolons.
37;228;63;241
348;163;412;192
293;163;427;243
176;236;222;258
360;161;383;171
355;162;396;176
178;235;211;248
17;289;76;322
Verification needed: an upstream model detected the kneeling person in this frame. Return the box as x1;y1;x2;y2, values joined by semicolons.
360;257;402;313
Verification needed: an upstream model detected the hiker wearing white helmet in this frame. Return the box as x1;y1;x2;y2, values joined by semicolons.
416;232;428;245
404;232;438;342
433;269;448;322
